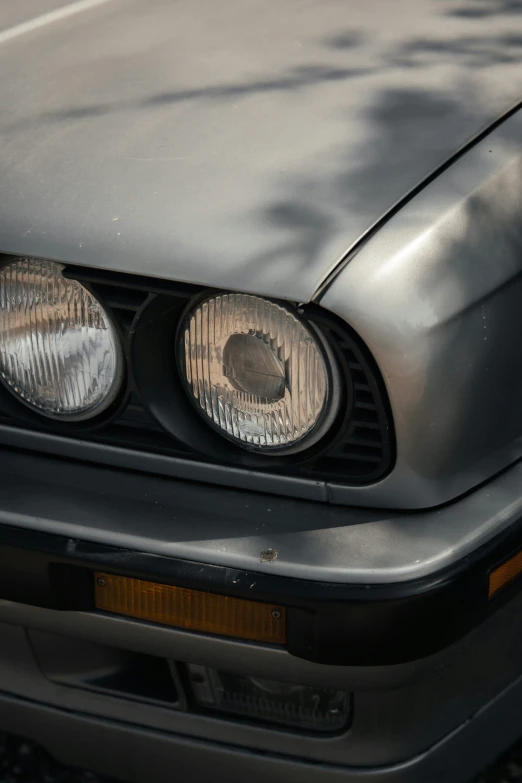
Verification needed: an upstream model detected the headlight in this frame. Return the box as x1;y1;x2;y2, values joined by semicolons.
180;292;338;453
0;258;123;420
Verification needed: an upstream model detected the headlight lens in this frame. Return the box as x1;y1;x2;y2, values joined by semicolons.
181;292;334;452
0;258;123;420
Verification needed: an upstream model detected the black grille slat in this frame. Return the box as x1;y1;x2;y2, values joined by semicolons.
354;388;374;402
348;434;382;449
350;420;381;431
354;401;377;411
99;290;148;312
339;451;382;464
351;406;380;424
300;316;393;483
62;265;200;299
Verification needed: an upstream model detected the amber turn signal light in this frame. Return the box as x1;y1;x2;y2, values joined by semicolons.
489;550;522;598
94;572;287;644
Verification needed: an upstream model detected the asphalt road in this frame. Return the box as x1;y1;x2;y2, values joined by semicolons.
0;732;521;783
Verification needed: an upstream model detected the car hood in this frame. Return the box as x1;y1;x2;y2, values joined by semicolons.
0;0;521;302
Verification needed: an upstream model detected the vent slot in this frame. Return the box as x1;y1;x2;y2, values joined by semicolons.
301;322;393;482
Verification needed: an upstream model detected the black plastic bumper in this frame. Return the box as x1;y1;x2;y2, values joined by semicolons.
0;509;521;666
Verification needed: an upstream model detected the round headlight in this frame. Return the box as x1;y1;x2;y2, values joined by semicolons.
0;258;123;420
180;292;337;453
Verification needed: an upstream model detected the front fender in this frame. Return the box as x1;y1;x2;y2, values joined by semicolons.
320;107;522;509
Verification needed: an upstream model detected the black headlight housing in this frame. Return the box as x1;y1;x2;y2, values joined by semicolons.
0;258;394;489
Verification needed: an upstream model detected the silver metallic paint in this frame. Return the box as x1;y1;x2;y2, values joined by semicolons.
2;445;522;585
322;106;522;507
0;0;521;306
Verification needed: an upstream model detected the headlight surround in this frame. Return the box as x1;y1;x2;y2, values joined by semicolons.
179;292;340;454
0;258;123;421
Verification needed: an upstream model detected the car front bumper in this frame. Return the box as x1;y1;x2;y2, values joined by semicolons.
1;444;522;781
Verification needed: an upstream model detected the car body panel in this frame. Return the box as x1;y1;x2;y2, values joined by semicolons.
322;105;522;507
1;0;522;304
2;444;522;585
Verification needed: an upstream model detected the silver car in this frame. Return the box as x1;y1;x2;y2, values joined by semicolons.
0;0;521;781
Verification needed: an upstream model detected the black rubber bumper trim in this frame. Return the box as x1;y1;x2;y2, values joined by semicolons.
0;517;521;666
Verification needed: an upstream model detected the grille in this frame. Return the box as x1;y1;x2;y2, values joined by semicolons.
299;322;392;482
0;265;394;488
